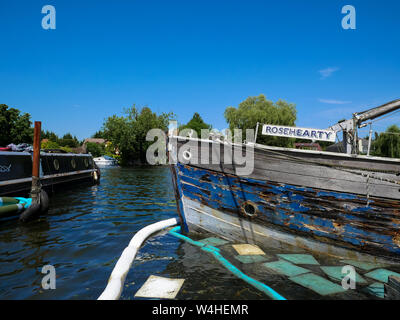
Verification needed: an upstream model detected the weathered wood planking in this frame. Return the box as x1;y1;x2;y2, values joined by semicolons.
176;162;400;261
170;136;400;261
172;138;400;199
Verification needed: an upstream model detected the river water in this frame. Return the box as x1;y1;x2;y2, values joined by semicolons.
0;166;399;300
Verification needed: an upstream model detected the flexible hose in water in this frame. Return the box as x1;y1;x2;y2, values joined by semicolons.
98;218;286;300
98;217;179;300
169;226;286;301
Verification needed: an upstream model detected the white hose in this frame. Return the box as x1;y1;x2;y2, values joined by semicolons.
98;217;178;300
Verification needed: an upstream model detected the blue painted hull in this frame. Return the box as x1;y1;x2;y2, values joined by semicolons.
172;161;400;262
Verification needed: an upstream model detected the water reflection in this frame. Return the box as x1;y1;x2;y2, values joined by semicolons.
1;166;399;300
0;166;178;299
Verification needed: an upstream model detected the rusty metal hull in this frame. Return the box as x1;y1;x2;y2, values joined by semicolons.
170;137;400;263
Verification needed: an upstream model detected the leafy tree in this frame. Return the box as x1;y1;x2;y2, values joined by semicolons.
103;105;174;164
41;130;59;143
179;112;212;137
86;142;105;157
58;133;80;148
92;130;106;139
224;94;297;147
41;140;60;149
0;104;33;146
372;125;400;158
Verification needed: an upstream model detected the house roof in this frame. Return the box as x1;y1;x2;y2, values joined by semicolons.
84;138;106;144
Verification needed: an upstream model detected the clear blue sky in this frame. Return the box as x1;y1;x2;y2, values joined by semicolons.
1;0;399;140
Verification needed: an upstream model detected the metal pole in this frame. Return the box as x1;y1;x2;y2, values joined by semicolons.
254;122;259;144
367;122;373;156
31;121;41;204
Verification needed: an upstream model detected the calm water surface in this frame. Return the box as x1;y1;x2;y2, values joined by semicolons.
0;166;398;300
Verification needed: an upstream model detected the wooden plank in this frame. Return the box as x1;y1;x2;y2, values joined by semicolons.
175;139;400;199
176;162;400;259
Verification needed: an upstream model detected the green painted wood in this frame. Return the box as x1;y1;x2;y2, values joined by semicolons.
320;266;367;284
234;255;270;264
339;259;386;271
365;269;400;283
365;282;385;298
262;260;310;277
289;273;347;296
198;237;229;246
278;254;320;265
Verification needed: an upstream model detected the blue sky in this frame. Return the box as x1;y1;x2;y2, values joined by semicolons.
0;0;399;140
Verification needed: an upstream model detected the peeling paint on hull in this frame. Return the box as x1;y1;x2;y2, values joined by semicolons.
172;160;400;263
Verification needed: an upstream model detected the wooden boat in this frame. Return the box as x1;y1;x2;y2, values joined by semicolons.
0;150;100;197
169;99;400;263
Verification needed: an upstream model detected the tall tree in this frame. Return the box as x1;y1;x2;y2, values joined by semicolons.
41;130;59;143
92;130;106;139
179;112;212;137
372;125;400;158
103;105;174;164
224;94;297;147
0;104;32;146
58;133;80;148
86;142;105;157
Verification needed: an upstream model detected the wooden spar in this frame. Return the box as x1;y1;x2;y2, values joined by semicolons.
31;121;41;204
355;98;400;124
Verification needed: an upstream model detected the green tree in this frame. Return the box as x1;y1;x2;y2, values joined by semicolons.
179;112;212;137
41;140;60;150
92;130;106;139
103;105;174;164
224;94;297;147
0;104;33;146
372;125;400;158
58;133;80;148
41;130;59;143
86;142;105;157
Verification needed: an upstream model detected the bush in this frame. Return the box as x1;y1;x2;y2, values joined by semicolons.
41;140;60;149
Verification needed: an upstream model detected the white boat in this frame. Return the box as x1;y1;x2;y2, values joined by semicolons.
93;155;118;167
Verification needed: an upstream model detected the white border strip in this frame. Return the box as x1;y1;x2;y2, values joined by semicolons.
0;169;96;186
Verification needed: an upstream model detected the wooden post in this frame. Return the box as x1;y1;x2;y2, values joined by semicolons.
31;121;42;204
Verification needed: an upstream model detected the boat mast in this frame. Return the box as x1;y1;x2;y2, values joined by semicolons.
329;98;400;155
354;99;400;123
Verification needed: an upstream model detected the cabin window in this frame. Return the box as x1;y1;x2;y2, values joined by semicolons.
71;158;76;169
84;158;89;168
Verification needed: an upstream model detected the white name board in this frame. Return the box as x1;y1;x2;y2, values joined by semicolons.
261;124;336;142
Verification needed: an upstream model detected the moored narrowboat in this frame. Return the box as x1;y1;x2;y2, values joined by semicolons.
0;150;100;197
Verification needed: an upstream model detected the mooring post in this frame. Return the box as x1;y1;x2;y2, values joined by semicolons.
31;121;42;204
